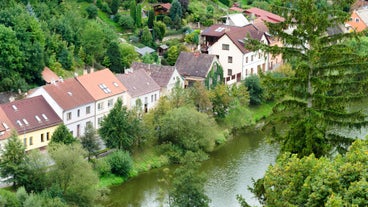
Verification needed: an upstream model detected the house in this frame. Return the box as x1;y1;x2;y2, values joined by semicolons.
76;69;127;128
28;78;95;138
221;13;250;27
346;8;368;32
244;7;284;23
153;3;171;16
201;24;270;84
175;51;223;88
41;67;60;84
116;69;160;112
157;44;168;56
130;62;183;96
0;96;62;151
0;107;15;151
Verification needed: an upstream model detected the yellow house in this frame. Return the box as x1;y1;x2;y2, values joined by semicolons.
0;95;62;151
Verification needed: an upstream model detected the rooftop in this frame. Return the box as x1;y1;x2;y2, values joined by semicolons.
130;62;177;87
175;52;218;78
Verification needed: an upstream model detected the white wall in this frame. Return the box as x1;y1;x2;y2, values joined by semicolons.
163;69;184;96
130;90;160;111
63;103;95;137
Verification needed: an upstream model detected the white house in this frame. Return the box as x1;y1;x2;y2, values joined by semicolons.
116;69;161;112
130;62;184;96
76;69;127;128
202;24;270;84
28;78;96;137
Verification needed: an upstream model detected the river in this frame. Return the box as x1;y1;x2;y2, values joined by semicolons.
103;130;279;207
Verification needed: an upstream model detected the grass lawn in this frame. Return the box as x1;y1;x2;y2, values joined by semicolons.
250;101;275;122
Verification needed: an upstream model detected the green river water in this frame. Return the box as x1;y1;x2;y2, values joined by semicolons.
103;130;279;207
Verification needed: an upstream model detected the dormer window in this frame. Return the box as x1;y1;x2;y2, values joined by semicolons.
42;114;48;121
16;120;23;127
12;105;18;111
2;123;9;130
23;119;29;126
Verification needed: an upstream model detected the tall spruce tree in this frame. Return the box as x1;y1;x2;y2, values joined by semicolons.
247;0;368;157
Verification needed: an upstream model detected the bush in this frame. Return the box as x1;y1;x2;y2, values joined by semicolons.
0;189;21;207
86;4;98;19
158;143;184;164
119;15;135;30
106;150;133;177
244;75;264;106
94;158;111;177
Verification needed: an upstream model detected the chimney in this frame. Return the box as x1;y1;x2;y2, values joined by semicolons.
194;50;200;57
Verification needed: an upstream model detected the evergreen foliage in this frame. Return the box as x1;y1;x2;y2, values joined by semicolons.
105;41;123;73
244;75;264;106
169;0;183;22
51;124;76;145
106;150;133;177
80;122;100;161
141;26;153;46
247;0;368;157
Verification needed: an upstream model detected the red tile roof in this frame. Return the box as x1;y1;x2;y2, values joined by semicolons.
76;69;127;101
161;3;171;10
0;107;15;140
245;7;284;23
116;69;160;98
42;67;60;84
1;96;62;135
43;78;95;110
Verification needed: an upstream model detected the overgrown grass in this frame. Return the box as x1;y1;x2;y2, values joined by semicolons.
97;11;123;33
250;101;275;122
99;174;125;188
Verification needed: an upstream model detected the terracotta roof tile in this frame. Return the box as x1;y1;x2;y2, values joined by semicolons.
130;62;176;87
245;7;284;23
43;78;95;110
0;107;15;140
116;69;160;98
42;67;60;84
76;69;127;101
1;96;62;134
175;52;217;78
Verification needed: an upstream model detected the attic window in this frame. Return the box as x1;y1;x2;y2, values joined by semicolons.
2;123;9;130
16;120;23;127
23;119;29;126
12;105;18;111
42;114;48;121
356;18;360;22
67;92;72;96
113;82;119;87
35;115;41;123
99;83;111;94
215;27;225;32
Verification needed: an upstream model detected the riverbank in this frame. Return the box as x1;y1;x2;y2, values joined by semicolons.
98;101;275;188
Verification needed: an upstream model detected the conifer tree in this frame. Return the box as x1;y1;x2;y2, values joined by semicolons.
247;0;368;157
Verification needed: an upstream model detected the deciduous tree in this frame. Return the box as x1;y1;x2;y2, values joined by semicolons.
51;124;76;145
80;122;100;161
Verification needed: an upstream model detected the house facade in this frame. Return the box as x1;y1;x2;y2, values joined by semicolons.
175;51;223;88
0;107;15;151
202;24;269;84
116;69;161;112
0;96;62;151
76;69;127;128
346;8;368;32
130;62;184;96
28;78;95;137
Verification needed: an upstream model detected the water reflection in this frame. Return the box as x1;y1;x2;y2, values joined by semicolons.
103;130;278;207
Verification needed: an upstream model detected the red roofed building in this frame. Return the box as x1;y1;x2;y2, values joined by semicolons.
42;67;60;84
153;3;171;15
245;7;284;23
0;96;62;151
76;69;127;128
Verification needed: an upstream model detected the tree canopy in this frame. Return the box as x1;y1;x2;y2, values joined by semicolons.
248;0;368;157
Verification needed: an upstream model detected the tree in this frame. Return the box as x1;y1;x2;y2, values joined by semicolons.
243;139;368;207
51;124;76;145
141;26;153;46
244;75;263;106
136;4;142;27
169;0;182;22
209;84;233;120
105;41;123;73
48;143;99;207
0;131;26;187
147;9;155;28
166;45;180;66
99;98;142;151
246;0;368;157
86;4;98;19
119;15;135;29
169;152;210;207
120;43;139;70
178;0;189;14
130;1;136;26
153;21;166;41
110;0;120;15
106;150;133;177
21;151;50;193
80;122;100;161
189;82;212;114
159;107;220;153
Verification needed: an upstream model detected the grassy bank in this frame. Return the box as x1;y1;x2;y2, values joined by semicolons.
250;101;275;123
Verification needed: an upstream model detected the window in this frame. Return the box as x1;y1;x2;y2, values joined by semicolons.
98;117;103;124
228;56;233;63
145;97;148;104
67;112;72;121
41;134;44;142
251;55;254;61
151;95;154;102
258;52;261;59
29;137;33;146
246;57;248;63
98;102;104;110
356;18;360;22
154;94;157;101
108;99;113;107
23;138;27;147
77;109;80;117
227;69;232;76
222;44;229;50
46;132;50;141
86;106;91;114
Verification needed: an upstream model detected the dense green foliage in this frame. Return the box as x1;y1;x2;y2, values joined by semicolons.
245;139;368;207
247;0;368;157
99;99;142;151
244;75;264;106
80;122;100;161
0;131;26;187
51;124;76;145
106;150;133;177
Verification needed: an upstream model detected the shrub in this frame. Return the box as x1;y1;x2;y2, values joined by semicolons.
94;158;111;177
119;15;135;29
106;150;133;177
86;4;98;19
158;143;184;164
